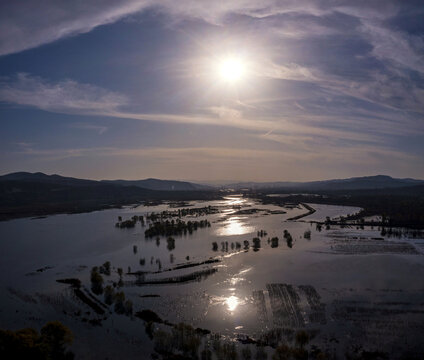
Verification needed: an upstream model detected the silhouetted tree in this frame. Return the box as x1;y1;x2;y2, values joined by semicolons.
104;285;114;305
0;321;74;360
242;346;252;360
295;330;309;349
253;237;261;251
90;267;104;295
40;321;74;360
256;346;268;360
283;230;293;248
114;291;126;314
166;237;175;251
272;344;291;360
303;230;311;240
124;300;133;316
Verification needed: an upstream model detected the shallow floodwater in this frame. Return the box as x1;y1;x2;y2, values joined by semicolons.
1;196;424;359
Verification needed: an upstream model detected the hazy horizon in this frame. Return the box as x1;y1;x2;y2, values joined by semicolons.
2;170;424;184
1;1;424;181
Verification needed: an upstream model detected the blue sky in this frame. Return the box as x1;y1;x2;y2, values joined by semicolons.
0;0;423;181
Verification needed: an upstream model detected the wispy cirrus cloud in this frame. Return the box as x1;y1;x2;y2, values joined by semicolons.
0;73;126;114
360;22;424;74
68;123;108;134
1;1;422;118
0;0;313;57
0;0;418;64
259;62;319;82
0;0;154;57
0;73;420;145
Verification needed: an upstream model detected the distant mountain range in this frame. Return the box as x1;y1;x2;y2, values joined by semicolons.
101;178;212;191
226;175;424;191
0;172;210;191
0;172;423;220
1;172;423;192
0;172;217;220
0;172;99;186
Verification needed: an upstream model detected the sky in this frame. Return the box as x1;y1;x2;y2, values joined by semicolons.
0;0;423;182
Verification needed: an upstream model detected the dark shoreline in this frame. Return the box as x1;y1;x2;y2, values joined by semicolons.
0;192;224;221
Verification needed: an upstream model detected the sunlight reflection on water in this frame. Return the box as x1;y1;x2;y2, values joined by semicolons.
226;295;239;311
226;267;252;285
215;216;255;236
223;196;246;206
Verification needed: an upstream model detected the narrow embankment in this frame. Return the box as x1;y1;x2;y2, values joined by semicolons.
57;278;106;315
287;203;316;221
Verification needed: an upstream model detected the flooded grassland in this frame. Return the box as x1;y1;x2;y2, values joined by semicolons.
1;195;424;359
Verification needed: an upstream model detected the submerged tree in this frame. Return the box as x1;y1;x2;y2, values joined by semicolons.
100;261;111;276
283;230;293;248
253;237;261;251
90;267;104;295
104;285;115;305
303;230;311;240
124;300;133;316
117;267;123;287
166;237;175;251
114;291;126;314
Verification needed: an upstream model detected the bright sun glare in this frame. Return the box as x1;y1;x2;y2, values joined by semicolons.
226;295;239;311
219;57;245;83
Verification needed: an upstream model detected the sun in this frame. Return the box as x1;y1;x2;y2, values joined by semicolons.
218;57;246;83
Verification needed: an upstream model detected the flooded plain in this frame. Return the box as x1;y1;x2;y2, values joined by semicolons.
1;195;424;359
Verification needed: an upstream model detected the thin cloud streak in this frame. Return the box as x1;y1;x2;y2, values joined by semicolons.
13;143;417;166
0;73;126;114
0;74;418;147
